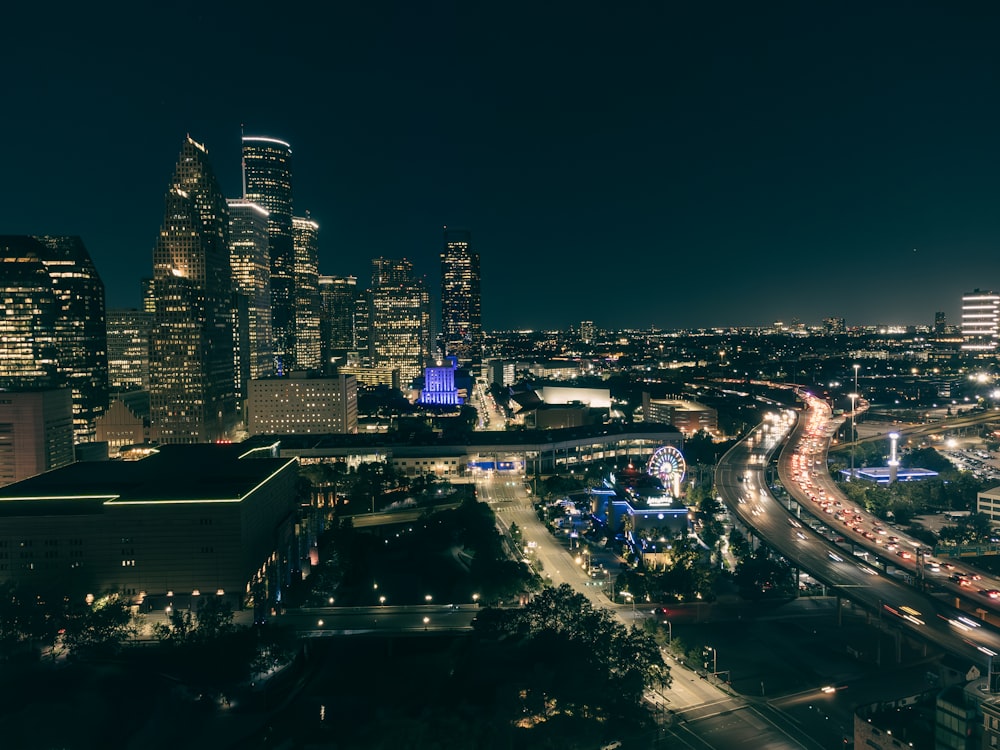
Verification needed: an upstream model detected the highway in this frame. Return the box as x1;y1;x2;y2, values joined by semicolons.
778;395;1000;616
717;402;1000;677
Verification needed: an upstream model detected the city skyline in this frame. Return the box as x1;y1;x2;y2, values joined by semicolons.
5;3;1000;329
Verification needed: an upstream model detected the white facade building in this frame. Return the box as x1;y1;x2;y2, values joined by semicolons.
961;289;1000;352
247;374;358;435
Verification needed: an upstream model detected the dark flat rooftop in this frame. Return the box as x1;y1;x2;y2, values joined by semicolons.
0;444;292;509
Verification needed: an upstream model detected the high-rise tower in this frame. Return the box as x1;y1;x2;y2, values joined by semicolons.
369;258;430;386
149;136;236;444
228;198;274;398
318;274;358;371
0;235;108;443
293;215;321;370
961;289;1000;352
242;135;295;374
439;228;481;363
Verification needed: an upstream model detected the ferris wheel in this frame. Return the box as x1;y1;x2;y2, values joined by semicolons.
647;445;687;487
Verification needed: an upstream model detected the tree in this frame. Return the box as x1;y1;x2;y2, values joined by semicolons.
62;592;136;657
734;548;794;600
939;512;995;546
194;595;235;641
152;608;194;645
472;583;670;709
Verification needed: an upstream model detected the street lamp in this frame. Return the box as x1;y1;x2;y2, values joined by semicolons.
621;590;636;616
423;616;430;631
379;595;386;606
703;645;717;674
848;392;858;478
425;594;433;604
472;593;480;605
656;612;672;644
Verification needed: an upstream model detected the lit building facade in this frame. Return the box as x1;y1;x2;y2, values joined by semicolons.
107;308;153;391
149;136;237;444
94;392;150;454
977;486;1000;524
292;215;321;370
242;135;295;374
961;289;1000;352
440;229;481;362
419;357;464;406
0;235;109;443
353;291;371;361
487;359;515;387
642;395;718;437
228;198;274;398
0;243;60;385
368;258;430;387
580;320;594;343
247;373;358;435
0;389;74;487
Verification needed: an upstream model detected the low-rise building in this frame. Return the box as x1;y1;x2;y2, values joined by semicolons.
94;391;150;454
0;443;298;614
978;486;1000;524
248;373;358;435
642;394;718;437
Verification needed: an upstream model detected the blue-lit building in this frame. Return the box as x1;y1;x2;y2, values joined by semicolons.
839;466;939;483
419;357;465;406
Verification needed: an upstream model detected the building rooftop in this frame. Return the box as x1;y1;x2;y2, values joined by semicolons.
0;444;292;511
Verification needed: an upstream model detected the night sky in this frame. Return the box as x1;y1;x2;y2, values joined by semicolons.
5;2;1000;331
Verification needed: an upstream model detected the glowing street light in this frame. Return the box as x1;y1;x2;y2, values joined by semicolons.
849;392;859;478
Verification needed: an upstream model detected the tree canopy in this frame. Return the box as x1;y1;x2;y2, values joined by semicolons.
471;583;669;722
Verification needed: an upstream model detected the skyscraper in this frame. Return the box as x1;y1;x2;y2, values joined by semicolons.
242;135;295;374
149;136;236;444
0;235;108;443
440;228;481;362
318;275;358;371
961;289;1000;352
106;308;153;391
293;215;321;370
369;258;430;386
228;198;274;398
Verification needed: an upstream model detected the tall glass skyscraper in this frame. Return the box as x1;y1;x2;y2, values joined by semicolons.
369;258;430;386
228;198;274;398
440;228;481;363
0;235;108;443
242;135;295;374
318;275;358;370
149;136;236;444
293;215;321;370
